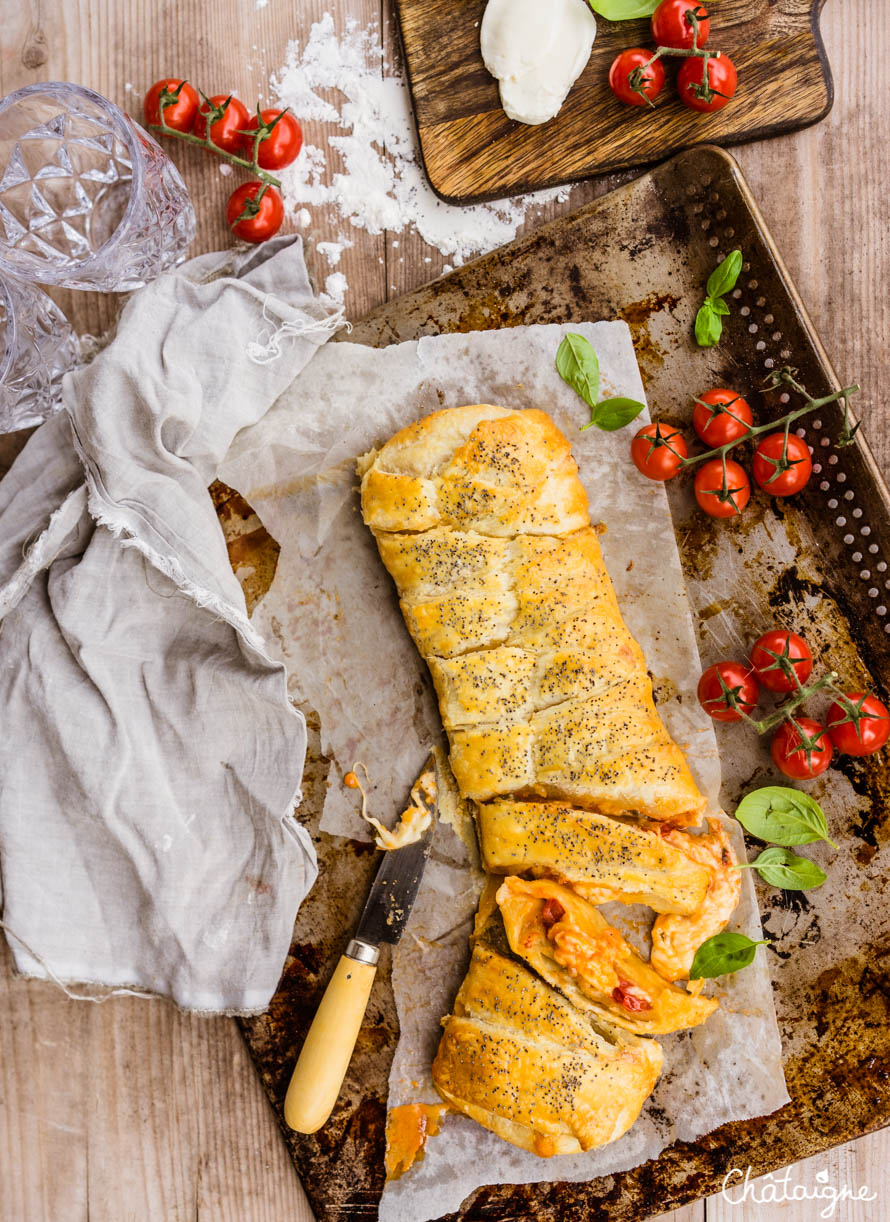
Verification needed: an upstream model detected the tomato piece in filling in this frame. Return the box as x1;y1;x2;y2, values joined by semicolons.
612;978;653;1013
541;897;566;929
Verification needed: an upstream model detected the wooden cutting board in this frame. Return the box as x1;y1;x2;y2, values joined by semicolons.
392;0;832;202
226;145;890;1221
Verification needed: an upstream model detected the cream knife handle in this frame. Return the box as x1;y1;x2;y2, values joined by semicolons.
284;939;379;1134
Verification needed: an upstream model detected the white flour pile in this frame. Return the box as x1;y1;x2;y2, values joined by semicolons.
270;13;572;272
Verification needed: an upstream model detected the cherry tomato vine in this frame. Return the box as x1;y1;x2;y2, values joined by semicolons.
698;628;890;779
609;2;738;112
631;366;861;518
144;79;303;242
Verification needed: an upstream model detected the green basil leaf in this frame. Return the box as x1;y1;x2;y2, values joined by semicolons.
556;333;600;409
587;0;659;19
735;786;837;848
711;296;731;316
689;931;768;980
706;249;744;300
746;846;827;891
695;301;723;348
591;396;646;431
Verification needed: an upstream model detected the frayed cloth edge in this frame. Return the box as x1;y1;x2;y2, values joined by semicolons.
0;918;272;1016
0;484;88;620
83;484;267;654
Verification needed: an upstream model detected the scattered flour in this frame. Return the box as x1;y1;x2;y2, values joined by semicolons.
316;238;354;266
270;13;572;271
324;272;349;304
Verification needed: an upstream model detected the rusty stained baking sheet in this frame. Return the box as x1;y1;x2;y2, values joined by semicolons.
233;146;890;1221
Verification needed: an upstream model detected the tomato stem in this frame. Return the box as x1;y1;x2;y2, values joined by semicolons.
149;96;282;188
230;181;269;227
637;30;716;76
680;370;860;471
782;714;829;773
694;393;746;427
747;672;840;736
628;65;660;107
825;689;890;737
626;13;717;107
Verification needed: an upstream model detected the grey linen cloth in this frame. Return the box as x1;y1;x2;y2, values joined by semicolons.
0;237;337;1013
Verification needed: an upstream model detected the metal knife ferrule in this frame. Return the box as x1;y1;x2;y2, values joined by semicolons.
345;938;380;966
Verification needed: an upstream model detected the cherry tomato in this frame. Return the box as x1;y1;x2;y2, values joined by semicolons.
608;49;666;108
651;0;710;50
243;108;303;169
750;629;813;693
697;661;759;723
692;388;753;447
826;692;890;757
144;78;200;132
193;93;250;154
752;433;813;497
226;182;284;244
677;53;738;113
630;422;688;480
771;717;833;779
694;458;750;518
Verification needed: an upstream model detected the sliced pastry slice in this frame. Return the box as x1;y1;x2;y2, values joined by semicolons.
476;799;711;915
431;943;663;1157
650;818;742;982
496;877;718;1035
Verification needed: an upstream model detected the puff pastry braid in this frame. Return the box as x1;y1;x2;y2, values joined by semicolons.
361;405;734;1159
360;405;705;821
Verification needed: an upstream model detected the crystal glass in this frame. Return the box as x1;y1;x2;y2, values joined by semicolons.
0;274;78;432
0;83;196;291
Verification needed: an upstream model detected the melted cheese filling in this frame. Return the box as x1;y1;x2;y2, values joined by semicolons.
351;764;437;851
371;803;432;851
385;1103;448;1181
547;921;630;996
650;818;741;981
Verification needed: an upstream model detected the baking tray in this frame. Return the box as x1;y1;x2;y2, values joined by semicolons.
391;0;832;203
223;144;890;1221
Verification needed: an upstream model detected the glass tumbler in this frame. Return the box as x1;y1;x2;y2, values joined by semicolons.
0;82;196;291
0;274;78;433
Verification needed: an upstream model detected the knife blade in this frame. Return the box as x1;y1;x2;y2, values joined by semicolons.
352;755;437;949
284;753;438;1134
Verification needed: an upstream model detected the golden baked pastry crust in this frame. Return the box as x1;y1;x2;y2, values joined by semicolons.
361;405;706;823
476;799;711;915
362;406;590;536
363;405;728;1160
431;944;663;1156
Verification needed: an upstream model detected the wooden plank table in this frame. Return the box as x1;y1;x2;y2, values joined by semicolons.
1;1;888;1218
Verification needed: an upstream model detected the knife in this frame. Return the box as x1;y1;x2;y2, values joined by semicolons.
284;753;438;1134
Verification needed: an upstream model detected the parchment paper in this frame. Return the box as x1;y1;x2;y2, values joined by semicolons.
218;323;789;1221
